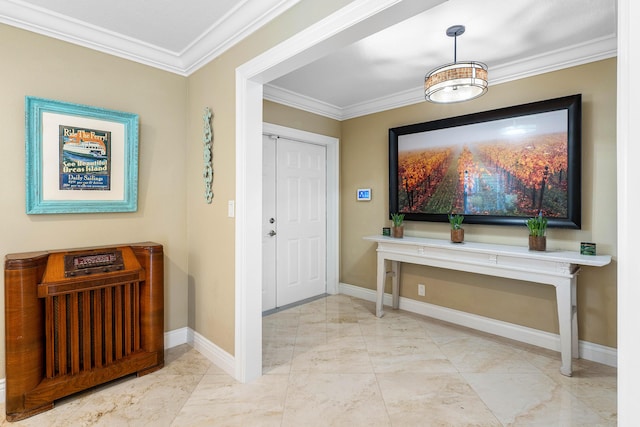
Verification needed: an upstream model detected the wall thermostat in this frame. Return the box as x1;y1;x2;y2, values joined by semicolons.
357;188;371;201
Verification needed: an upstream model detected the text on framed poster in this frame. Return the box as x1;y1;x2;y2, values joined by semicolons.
59;126;112;191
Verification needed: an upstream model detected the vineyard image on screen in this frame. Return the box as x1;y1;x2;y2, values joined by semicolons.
397;110;568;218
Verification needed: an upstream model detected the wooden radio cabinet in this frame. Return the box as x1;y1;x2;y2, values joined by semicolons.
4;242;164;421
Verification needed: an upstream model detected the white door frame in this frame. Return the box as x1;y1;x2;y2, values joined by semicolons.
263;123;339;306
617;0;639;421
234;0;449;383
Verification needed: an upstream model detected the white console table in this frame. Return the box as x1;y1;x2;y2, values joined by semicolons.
363;235;611;376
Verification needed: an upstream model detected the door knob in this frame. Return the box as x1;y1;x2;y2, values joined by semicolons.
268;230;276;237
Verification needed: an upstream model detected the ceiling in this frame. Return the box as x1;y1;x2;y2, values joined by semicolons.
0;0;617;120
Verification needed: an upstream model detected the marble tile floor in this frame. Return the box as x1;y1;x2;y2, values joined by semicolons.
1;295;616;426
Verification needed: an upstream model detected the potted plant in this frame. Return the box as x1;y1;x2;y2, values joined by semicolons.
391;213;405;238
526;212;548;251
448;213;464;243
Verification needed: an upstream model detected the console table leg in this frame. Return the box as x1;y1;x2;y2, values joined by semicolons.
570;277;579;359
376;254;386;317
556;279;576;376
391;261;400;310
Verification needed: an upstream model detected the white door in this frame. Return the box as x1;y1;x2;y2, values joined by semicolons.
262;135;327;310
277;138;326;306
262;135;277;311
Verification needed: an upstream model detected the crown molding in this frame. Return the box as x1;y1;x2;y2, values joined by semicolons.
0;0;185;72
181;0;302;75
264;84;344;120
488;34;617;86
268;34;617;121
0;0;301;76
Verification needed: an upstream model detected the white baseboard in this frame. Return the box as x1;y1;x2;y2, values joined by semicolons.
165;327;190;349
339;282;617;368
187;328;235;377
165;327;235;377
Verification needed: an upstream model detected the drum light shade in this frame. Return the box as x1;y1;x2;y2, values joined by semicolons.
425;25;488;104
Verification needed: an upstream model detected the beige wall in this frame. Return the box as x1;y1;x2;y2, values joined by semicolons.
341;58;617;347
0;25;190;378
185;0;351;355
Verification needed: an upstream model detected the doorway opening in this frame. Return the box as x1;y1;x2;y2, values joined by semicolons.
235;2;446;382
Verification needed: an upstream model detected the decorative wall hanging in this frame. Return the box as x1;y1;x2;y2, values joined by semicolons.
25;96;139;214
389;94;582;228
202;107;214;203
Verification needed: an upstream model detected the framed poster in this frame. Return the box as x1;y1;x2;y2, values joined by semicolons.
25;97;139;214
389;94;582;228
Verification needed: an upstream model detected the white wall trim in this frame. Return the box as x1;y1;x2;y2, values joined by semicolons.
264;85;343;120
339;282;617;368
235;76;264;383
0;0;184;72
164;327;190;349
187;329;236;378
617;0;639;422
0;378;4;403
167;327;235;378
182;0;303;75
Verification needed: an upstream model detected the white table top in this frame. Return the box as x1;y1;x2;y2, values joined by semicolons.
363;235;612;268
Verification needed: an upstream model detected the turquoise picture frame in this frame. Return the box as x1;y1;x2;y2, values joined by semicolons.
25;97;139;214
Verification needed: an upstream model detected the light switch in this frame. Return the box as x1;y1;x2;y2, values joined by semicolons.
228;200;235;217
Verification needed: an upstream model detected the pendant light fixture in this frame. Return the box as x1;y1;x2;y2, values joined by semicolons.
424;25;488;103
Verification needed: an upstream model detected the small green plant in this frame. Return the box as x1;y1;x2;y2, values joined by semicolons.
448;213;464;230
391;213;405;227
526;212;548;237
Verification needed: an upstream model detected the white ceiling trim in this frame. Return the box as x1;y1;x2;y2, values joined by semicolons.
181;0;302;75
0;0;301;76
264;84;343;120
489;34;617;87
266;33;617;121
0;0;185;73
